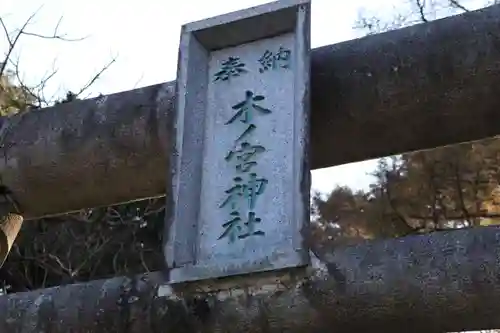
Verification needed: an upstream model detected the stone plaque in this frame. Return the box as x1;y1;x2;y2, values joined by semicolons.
165;0;311;283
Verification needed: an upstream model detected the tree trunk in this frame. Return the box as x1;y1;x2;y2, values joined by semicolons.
1;226;500;332
2;4;500;219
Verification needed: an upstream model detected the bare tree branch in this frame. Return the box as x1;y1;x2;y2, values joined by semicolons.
449;0;470;11
0;7;41;77
416;0;430;22
20;16;88;42
75;56;117;98
1;9;109;111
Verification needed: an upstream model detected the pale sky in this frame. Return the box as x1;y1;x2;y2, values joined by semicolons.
0;0;488;196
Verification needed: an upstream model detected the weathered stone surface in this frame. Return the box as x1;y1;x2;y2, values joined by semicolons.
0;83;174;219
166;0;311;283
1;5;500;219
1;226;500;332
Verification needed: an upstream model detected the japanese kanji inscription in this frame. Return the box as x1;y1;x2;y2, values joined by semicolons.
165;0;311;283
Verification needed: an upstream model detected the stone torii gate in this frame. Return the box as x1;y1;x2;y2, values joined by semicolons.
1;1;500;332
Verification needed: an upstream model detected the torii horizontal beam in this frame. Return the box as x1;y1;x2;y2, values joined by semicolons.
1;4;499;219
1;226;500;332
